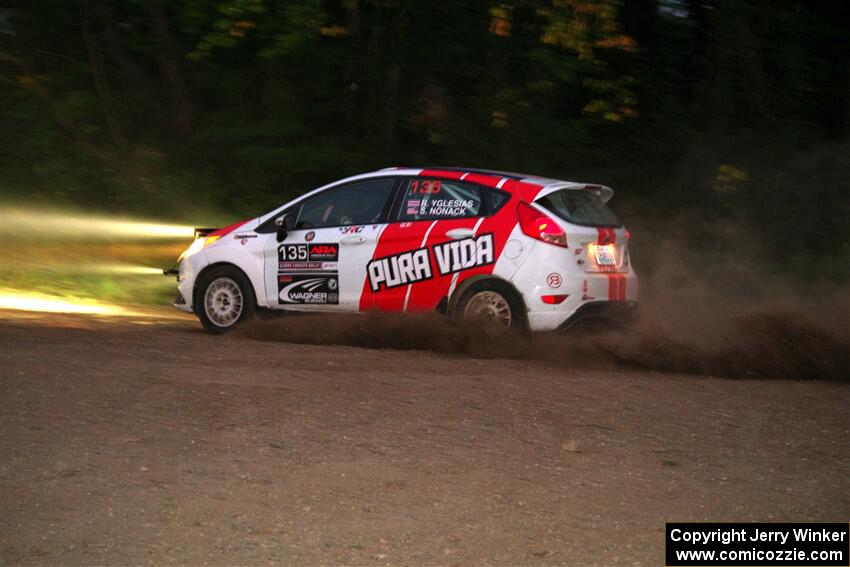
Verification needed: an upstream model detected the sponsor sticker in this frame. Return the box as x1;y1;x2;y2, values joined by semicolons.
367;247;432;292
278;274;339;305
305;231;315;242
432;233;494;276
367;233;495;292
547;273;562;288
279;261;323;271
278;243;339;263
308;243;338;261
234;233;258;245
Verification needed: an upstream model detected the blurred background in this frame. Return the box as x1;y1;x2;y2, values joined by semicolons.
1;0;848;311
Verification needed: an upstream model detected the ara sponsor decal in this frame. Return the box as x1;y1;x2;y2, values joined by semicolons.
278;243;339;263
308;243;339;261
367;248;432;292
367;234;495;292
278;274;339;304
432;233;494;276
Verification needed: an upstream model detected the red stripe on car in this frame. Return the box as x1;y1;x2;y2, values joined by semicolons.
404;217;479;311
463;173;505;188
418;169;466;180
359;221;433;311
209;219;251;237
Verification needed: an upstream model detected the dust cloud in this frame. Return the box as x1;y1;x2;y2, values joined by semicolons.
240;262;850;382
239;302;848;381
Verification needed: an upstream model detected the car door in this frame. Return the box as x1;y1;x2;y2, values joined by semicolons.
263;177;398;311
362;176;491;312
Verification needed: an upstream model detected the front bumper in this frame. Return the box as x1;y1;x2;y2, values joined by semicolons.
173;290;193;313
163;250;210;314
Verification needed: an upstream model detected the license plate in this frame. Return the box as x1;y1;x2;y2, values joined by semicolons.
594;244;616;266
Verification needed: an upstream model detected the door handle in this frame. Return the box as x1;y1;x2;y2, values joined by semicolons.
445;228;475;240
340;235;367;245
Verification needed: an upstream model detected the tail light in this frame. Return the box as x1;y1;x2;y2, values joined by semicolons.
517;201;567;248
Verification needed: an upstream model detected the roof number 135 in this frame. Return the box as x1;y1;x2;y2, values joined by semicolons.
410;179;442;194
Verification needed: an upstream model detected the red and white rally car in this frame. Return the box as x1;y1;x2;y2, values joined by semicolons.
167;167;637;333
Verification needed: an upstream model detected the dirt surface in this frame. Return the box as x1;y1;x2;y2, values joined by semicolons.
1;312;849;566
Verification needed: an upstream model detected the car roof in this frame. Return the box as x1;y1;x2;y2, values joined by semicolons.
370;166;613;201
258;167;613;225
375;166;562;186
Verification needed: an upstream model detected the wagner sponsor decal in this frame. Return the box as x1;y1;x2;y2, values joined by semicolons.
367;233;494;292
278;274;339;304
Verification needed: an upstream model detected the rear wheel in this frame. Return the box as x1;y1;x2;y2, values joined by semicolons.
453;280;526;330
196;266;255;334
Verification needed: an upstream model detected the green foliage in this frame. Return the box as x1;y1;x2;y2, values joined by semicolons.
0;0;848;283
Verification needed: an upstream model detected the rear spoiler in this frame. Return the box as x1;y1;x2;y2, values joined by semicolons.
538;183;615;203
194;227;218;239
581;185;614;203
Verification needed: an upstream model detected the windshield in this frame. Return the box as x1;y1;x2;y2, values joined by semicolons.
536;189;622;228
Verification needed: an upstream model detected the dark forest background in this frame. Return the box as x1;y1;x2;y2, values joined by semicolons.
2;0;848;283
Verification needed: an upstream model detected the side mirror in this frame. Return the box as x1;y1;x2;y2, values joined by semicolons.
275;214;295;242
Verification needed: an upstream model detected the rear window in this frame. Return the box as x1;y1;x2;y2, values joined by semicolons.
536;189;621;228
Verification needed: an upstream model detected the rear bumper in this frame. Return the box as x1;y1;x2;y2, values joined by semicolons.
557;300;638;331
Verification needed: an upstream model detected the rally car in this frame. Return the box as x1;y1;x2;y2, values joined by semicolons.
166;167;637;333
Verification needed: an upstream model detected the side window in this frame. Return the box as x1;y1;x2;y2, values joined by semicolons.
295;179;396;229
483;188;510;214
397;178;482;221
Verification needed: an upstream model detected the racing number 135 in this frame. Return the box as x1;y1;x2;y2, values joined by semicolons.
410;179;442;194
279;244;308;260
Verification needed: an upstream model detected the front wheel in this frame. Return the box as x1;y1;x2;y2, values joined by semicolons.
195;266;255;334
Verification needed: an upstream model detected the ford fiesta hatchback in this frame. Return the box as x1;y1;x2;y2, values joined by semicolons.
165;167;637;333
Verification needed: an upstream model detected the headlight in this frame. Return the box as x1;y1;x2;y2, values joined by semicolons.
178;235;219;261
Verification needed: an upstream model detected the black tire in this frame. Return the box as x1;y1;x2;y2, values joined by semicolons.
452;279;527;331
194;265;256;334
